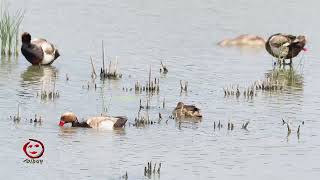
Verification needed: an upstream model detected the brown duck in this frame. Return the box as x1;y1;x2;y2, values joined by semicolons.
265;33;307;65
173;102;202;118
21;32;60;65
58;112;127;129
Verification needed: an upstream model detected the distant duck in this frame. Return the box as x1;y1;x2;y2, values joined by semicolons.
265;33;307;65
218;34;265;47
58;112;127;129
21;32;60;65
173;102;202;118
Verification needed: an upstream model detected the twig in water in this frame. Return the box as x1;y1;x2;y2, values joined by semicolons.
90;56;97;79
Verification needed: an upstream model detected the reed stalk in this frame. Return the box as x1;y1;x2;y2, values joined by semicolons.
0;1;24;56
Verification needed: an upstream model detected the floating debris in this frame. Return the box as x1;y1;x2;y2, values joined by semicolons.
241;121;250;130
180;80;188;93
160;61;168;74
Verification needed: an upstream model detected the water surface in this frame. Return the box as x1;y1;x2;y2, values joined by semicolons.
1;0;320;179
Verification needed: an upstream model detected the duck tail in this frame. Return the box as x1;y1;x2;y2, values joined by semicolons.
54;49;60;59
114;116;128;128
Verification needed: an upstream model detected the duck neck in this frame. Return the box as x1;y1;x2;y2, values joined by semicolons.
72;120;90;128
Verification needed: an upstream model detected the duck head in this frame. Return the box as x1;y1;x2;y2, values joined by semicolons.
295;35;307;51
176;102;184;109
21;32;31;44
59;112;78;126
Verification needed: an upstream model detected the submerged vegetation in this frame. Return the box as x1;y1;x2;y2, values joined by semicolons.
0;0;24;56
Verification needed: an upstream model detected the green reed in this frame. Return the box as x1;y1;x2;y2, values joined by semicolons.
0;1;24;56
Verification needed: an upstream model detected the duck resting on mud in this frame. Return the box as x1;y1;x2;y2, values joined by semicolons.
21;32;60;65
173;102;202;118
218;34;265;48
265;33;307;65
58;112;127;129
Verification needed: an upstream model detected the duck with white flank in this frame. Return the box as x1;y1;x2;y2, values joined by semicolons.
21;32;60;65
59;112;127;129
265;33;307;65
173;102;202;118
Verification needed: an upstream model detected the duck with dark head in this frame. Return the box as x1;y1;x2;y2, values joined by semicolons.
265;33;307;65
21;32;60;65
59;112;127;129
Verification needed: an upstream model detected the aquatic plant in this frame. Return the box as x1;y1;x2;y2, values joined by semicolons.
9;102;21;122
144;161;161;177
99;40;122;79
0;0;24;56
134;66;160;95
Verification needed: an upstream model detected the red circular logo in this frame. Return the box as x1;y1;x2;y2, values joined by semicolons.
23;139;45;159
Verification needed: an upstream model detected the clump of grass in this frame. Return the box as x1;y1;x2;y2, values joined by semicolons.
0;1;25;55
0;0;24;56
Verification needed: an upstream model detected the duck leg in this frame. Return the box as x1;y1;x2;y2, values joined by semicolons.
289;58;292;65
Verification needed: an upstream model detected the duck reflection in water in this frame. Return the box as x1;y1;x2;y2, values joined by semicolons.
19;66;58;97
21;65;58;84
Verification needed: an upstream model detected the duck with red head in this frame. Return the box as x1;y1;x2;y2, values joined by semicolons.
59;112;127;129
265;33;307;65
21;32;60;65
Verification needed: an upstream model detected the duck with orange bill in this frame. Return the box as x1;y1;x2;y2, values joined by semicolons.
58;112;127;129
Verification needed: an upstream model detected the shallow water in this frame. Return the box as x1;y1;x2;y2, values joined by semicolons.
1;0;320;179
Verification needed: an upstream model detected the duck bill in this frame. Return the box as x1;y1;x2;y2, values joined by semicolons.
59;120;65;126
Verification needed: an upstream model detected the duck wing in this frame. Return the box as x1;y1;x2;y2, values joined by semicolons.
184;105;200;112
269;34;290;48
113;116;128;128
32;38;56;55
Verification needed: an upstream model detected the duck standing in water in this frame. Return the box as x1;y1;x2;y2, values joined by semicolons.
21;32;60;65
58;112;127;129
265;33;307;65
173;102;202;118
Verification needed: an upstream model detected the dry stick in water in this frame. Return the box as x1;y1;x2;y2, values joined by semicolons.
17;102;20;120
149;65;151;91
90;56;97;78
163;98;165;108
102;40;105;75
52;77;56;100
108;61;112;75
